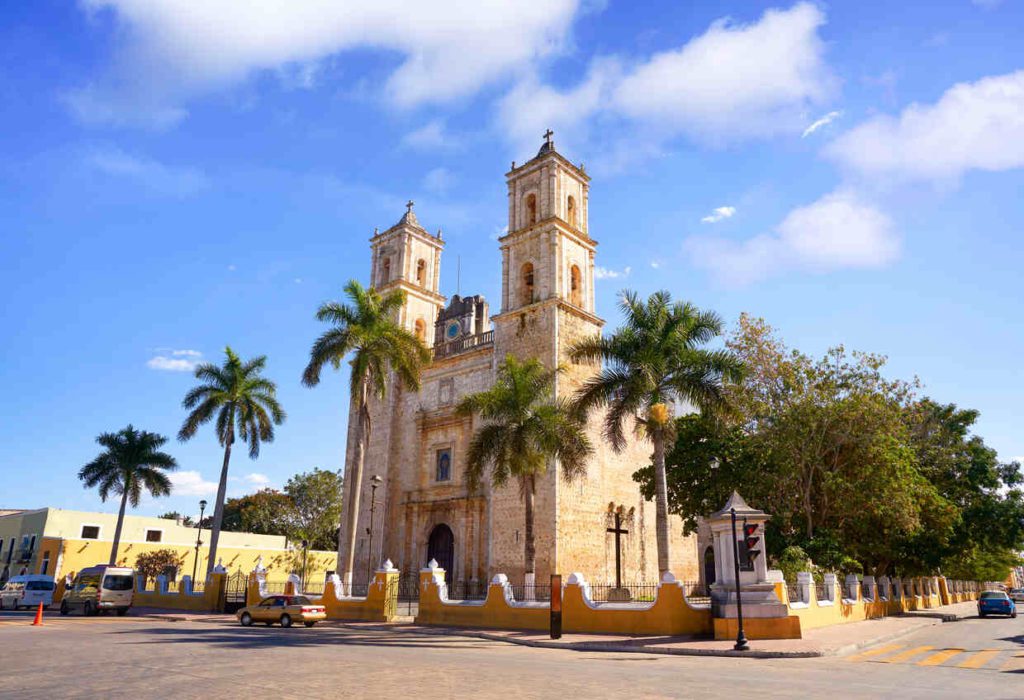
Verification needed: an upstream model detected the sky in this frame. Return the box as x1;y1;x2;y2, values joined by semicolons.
2;1;1022;520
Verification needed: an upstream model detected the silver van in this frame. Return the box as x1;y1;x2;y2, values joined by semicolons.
60;565;135;616
0;575;56;609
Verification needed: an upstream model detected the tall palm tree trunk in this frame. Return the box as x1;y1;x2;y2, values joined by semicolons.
523;475;536;575
338;382;370;590
652;433;672;577
205;439;233;578
109;485;130;565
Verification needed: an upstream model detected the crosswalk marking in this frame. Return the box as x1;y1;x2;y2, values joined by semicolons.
880;646;934;663
957;650;1001;669
845;644;905;662
916;648;965;666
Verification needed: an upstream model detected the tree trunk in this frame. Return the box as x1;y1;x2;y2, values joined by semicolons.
653;432;672;577
205;438;233;579
108;484;130;566
337;381;370;591
523;475;536;576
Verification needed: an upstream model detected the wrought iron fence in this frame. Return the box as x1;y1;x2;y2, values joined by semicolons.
394;572;420;617
860;580;872;600
190;580;206;594
302;581;325;596
448;580;488;601
263;580;289;594
787;582;802;604
815;582;830;601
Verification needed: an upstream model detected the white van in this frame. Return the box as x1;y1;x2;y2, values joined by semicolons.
60;566;135;616
0;575;57;610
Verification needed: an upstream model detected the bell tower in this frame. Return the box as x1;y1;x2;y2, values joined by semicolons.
493;130;602;379
369;201;446;346
499;130;596;316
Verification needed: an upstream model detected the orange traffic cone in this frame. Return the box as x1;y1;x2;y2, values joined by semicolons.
32;602;43;626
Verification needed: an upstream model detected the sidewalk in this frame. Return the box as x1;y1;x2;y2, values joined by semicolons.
353;601;980;659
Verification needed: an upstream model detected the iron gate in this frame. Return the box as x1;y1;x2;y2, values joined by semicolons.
224;571;248;613
395;571;420;618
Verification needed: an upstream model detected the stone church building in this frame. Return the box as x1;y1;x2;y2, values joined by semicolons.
343;135;699;588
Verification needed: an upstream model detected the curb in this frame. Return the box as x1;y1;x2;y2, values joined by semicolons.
348;623;824;659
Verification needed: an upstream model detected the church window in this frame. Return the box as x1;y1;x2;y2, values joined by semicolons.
569;264;582;306
380;257;391;286
521;262;535;305
525;193;537;226
416;258;427;286
435;448;452;482
567;195;576;227
414;318;426;342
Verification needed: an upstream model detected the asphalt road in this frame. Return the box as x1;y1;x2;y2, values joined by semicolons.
0;608;1021;699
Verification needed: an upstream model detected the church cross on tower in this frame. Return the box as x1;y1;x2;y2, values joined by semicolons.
406;199;414;212
543;128;554;145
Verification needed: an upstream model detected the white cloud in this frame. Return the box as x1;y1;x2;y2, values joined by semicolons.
826;70;1024;181
170;470;218;497
612;3;834;140
495;3;834;162
70;0;582;126
686;189;898;286
650;261;661;269
402;120;452;151
802;110;842;138
594;265;632;280
243;473;270;486
88;147;209;196
701;206;737;224
147;349;202;372
423;167;455;194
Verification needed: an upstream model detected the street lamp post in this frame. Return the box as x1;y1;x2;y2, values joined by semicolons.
365;475;383;585
301;539;309;590
191;499;207;583
730;507;749;651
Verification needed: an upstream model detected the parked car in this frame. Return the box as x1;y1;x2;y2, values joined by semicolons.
977;590;1017;618
0;575;56;610
60;565;135;616
1009;588;1024;603
237;595;326;628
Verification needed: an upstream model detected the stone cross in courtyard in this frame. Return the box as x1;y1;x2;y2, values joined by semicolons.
607;509;631;601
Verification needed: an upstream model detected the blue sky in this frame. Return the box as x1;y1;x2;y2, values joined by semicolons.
2;1;1022;519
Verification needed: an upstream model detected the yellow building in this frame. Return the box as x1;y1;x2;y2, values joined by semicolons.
0;507;335;584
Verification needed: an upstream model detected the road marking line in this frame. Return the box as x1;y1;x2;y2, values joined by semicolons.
846;644;905;662
958;649;1002;669
1000;653;1024;672
879;646;934;663
916;648;964;666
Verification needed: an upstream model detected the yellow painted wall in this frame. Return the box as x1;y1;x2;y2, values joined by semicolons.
247;571;399;622
134;573;227;612
416;571;712;635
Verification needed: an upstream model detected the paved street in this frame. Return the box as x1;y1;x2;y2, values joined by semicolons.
1;608;1022;699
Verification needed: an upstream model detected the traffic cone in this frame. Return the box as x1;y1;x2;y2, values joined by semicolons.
32;602;43;626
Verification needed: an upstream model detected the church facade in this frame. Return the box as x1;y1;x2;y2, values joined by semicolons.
343;136;699;587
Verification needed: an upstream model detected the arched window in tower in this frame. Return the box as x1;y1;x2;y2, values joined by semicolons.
569;264;582;307
567;195;576;227
416;258;427;287
380;257;391;286
525;193;537;226
414;318;426;343
521;262;535;305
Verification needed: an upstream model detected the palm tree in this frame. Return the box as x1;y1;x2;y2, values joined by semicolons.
457;355;592;582
302;280;430;587
178;347;285;577
570;290;743;577
78;425;178;565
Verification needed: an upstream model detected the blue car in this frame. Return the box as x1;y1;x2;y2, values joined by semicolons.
978;591;1017;618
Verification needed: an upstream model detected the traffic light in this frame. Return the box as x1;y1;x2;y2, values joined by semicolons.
742;521;761;569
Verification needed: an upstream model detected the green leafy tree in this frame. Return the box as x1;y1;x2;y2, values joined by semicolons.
178;347;285;578
159;511;196;527
284;469;345;551
134;549;186;582
457;355;592;579
78;426;178;565
570;291;742;576
222;489;293;536
302;280;430;585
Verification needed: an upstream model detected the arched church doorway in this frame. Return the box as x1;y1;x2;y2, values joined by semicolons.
703;545;716;594
427;524;455;575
